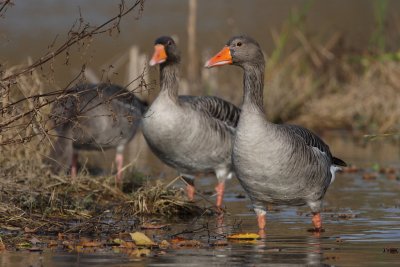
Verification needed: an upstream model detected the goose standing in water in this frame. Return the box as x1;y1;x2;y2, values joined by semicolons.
205;36;346;231
49;83;147;185
142;36;240;207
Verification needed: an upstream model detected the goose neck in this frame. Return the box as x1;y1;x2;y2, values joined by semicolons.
159;63;179;100
242;63;265;114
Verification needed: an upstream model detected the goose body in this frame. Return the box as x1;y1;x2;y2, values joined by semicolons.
49;83;147;184
142;36;240;207
206;36;346;230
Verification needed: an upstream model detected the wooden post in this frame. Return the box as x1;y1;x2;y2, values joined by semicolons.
187;0;198;89
126;45;150;171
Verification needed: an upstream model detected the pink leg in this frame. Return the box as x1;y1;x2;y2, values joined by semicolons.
257;213;266;229
312;212;322;230
115;153;123;187
187;184;195;201
215;182;225;208
71;152;78;179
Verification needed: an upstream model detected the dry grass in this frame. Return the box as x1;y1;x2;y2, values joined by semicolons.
0;67;204;241
262;31;400;135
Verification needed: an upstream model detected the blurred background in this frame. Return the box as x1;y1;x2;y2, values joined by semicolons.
1;0;399;177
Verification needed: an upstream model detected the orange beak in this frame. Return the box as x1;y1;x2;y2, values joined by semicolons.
149;44;167;66
204;46;232;68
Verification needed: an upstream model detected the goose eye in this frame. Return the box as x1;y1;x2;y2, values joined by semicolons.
237;42;242;47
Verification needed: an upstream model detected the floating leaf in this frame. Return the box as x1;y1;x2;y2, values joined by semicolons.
130;232;156;246
227;233;260;240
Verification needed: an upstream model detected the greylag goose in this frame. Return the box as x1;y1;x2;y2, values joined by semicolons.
49;83;147;185
142;36;241;207
205;36;346;231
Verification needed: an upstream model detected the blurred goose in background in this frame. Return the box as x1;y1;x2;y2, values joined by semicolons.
142;36;241;207
205;36;346;231
49;83;147;185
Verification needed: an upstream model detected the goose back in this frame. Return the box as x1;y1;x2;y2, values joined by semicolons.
143;93;240;174
51;83;147;151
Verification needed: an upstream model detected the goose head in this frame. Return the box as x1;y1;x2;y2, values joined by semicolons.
149;36;180;66
205;35;264;69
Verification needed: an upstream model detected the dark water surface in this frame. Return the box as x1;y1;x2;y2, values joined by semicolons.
1;135;399;266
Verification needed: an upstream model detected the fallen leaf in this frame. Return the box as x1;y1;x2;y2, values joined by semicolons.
29;237;41;245
159;240;170;249
0;241;5;251
130;232;156;246
227;233;260;240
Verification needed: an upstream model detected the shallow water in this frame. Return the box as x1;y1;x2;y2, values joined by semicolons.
1;135;400;266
